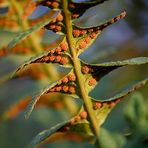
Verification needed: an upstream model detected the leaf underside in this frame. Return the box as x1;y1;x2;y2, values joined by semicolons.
5;0;148;147
80;57;148;93
29;78;148;147
25;69;79;119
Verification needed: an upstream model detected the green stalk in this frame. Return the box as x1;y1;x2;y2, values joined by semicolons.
62;0;101;146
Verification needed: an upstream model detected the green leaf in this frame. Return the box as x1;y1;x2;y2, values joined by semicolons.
93;57;148;67
73;11;126;55
29;120;70;147
99;128;126;148
29;120;93;147
123;93;148;148
29;110;93;147
25;80;59;119
70;0;108;19
15;51;71;75
91;47;119;62
7;10;60;49
74;0;125;27
91;78;148;126
104;79;147;102
25;70;79;119
0;54;33;81
124;92;148;129
80;57;148;93
13;37;73;76
29;78;147;147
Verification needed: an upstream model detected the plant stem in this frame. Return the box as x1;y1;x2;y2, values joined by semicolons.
62;0;100;146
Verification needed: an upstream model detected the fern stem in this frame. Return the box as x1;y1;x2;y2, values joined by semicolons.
62;0;101;146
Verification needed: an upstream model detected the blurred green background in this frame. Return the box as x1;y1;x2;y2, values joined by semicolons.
0;0;148;147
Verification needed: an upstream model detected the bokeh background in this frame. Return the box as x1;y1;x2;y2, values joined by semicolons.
0;0;148;147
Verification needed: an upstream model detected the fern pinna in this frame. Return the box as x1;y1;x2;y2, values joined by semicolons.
7;0;148;147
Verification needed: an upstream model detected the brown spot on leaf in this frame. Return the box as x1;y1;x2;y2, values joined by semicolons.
109;101;116;107
55;86;62;92
51;2;59;8
73;29;81;37
74;116;81;122
79;41;87;49
88;78;96;86
55;47;61;53
80;30;87;36
90;32;97;39
55;55;62;62
60;42;68;51
43;56;50;62
49;56;55;62
68;86;76;94
49;24;56;30
93;102;102;110
55;25;62;31
80;111;87;119
62;85;69;93
60;57;69;65
62;77;69;84
84;36;91;44
81;66;90;74
56;13;63;22
50;49;55;54
68;74;76;82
